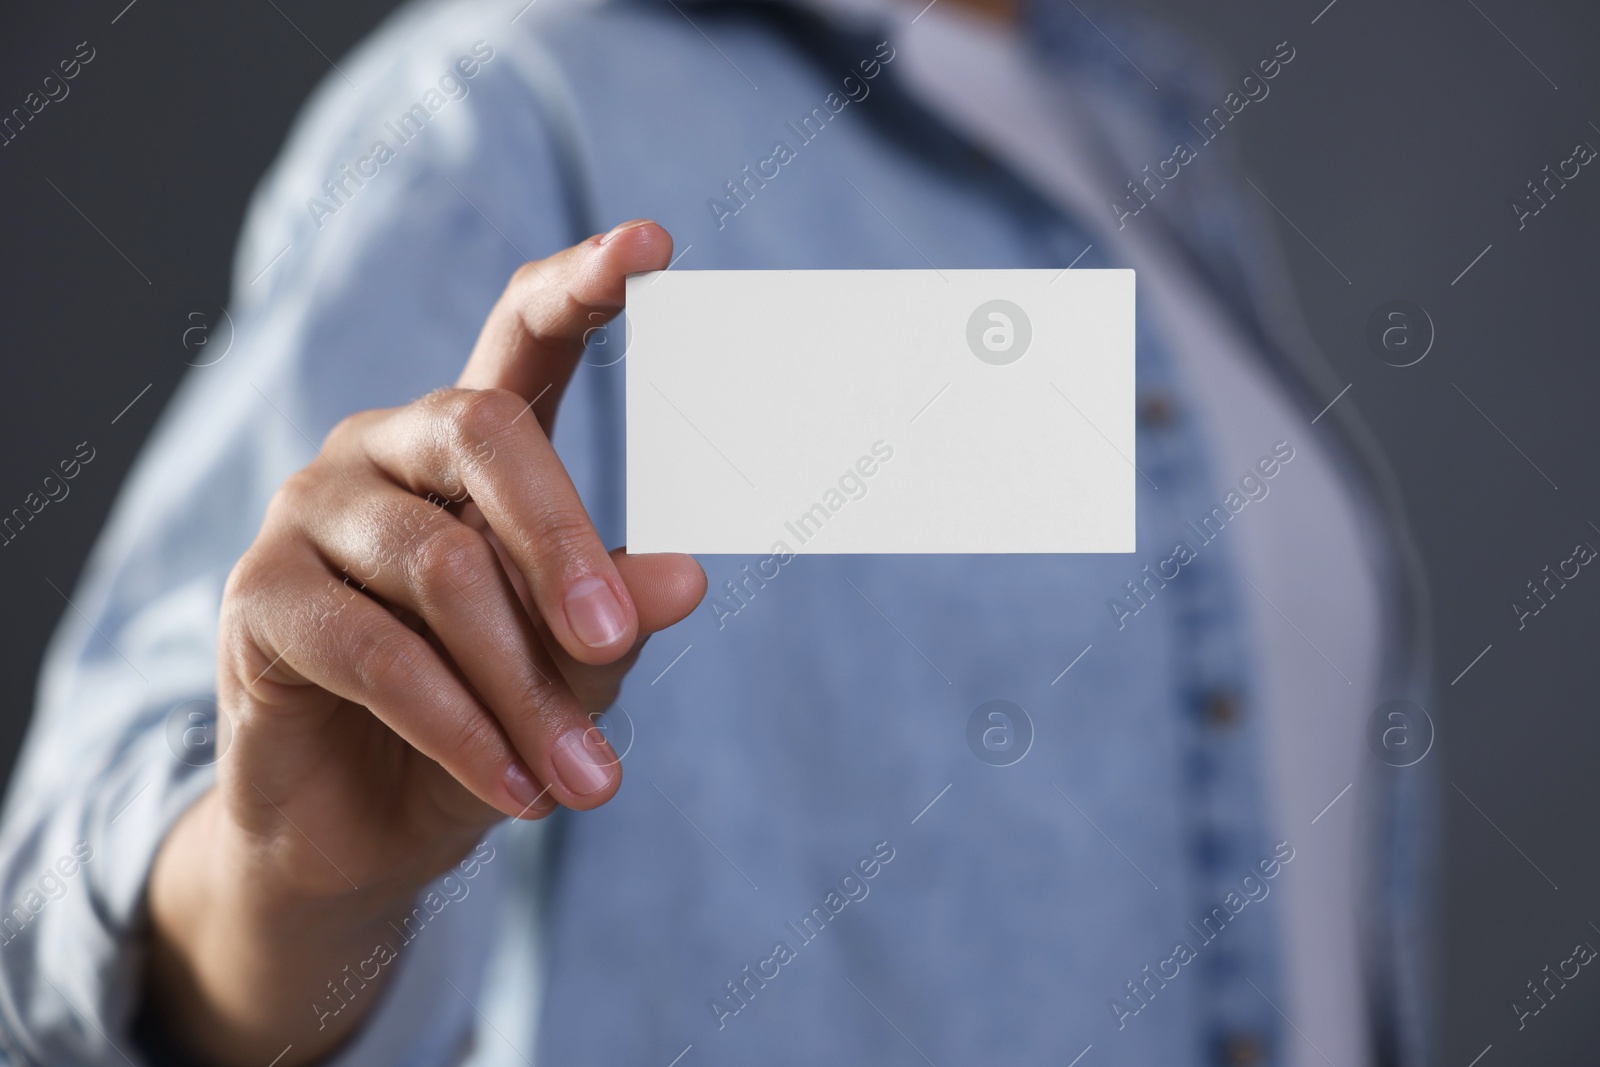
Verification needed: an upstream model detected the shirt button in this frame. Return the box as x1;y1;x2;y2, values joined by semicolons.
1203;690;1242;727
1139;392;1178;427
1219;1032;1267;1067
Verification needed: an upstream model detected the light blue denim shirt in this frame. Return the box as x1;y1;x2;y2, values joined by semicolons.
0;0;1434;1064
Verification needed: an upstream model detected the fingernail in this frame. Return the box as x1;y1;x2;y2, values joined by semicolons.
565;576;627;648
552;726;617;796
599;218;651;245
503;759;549;813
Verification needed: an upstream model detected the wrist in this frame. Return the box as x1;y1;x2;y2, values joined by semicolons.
145;790;417;1066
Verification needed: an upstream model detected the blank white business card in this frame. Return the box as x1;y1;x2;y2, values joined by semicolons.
624;269;1135;554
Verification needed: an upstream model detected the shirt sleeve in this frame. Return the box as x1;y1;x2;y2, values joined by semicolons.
0;4;600;1061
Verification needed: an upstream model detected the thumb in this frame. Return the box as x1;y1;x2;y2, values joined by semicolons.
612;547;707;635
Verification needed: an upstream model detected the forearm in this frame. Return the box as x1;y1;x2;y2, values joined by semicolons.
142;790;416;1067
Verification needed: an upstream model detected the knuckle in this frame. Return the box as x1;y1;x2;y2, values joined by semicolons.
451;388;525;453
348;625;427;696
219;558;304;699
416;386;463;415
438;713;498;772
531;674;586;731
411;525;493;601
494;668;568;734
530;512;598;572
217;579;265;671
224;549;269;603
323;410;369;452
269;468;322;521
508;258;553;295
223;547;303;627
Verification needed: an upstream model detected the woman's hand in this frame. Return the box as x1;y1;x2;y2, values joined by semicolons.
144;220;704;1066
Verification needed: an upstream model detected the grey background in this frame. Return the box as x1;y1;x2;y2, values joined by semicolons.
0;0;1595;1061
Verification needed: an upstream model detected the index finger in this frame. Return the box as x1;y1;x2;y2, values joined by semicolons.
457;219;672;428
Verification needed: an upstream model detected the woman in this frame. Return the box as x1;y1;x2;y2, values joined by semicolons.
0;0;1431;1063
